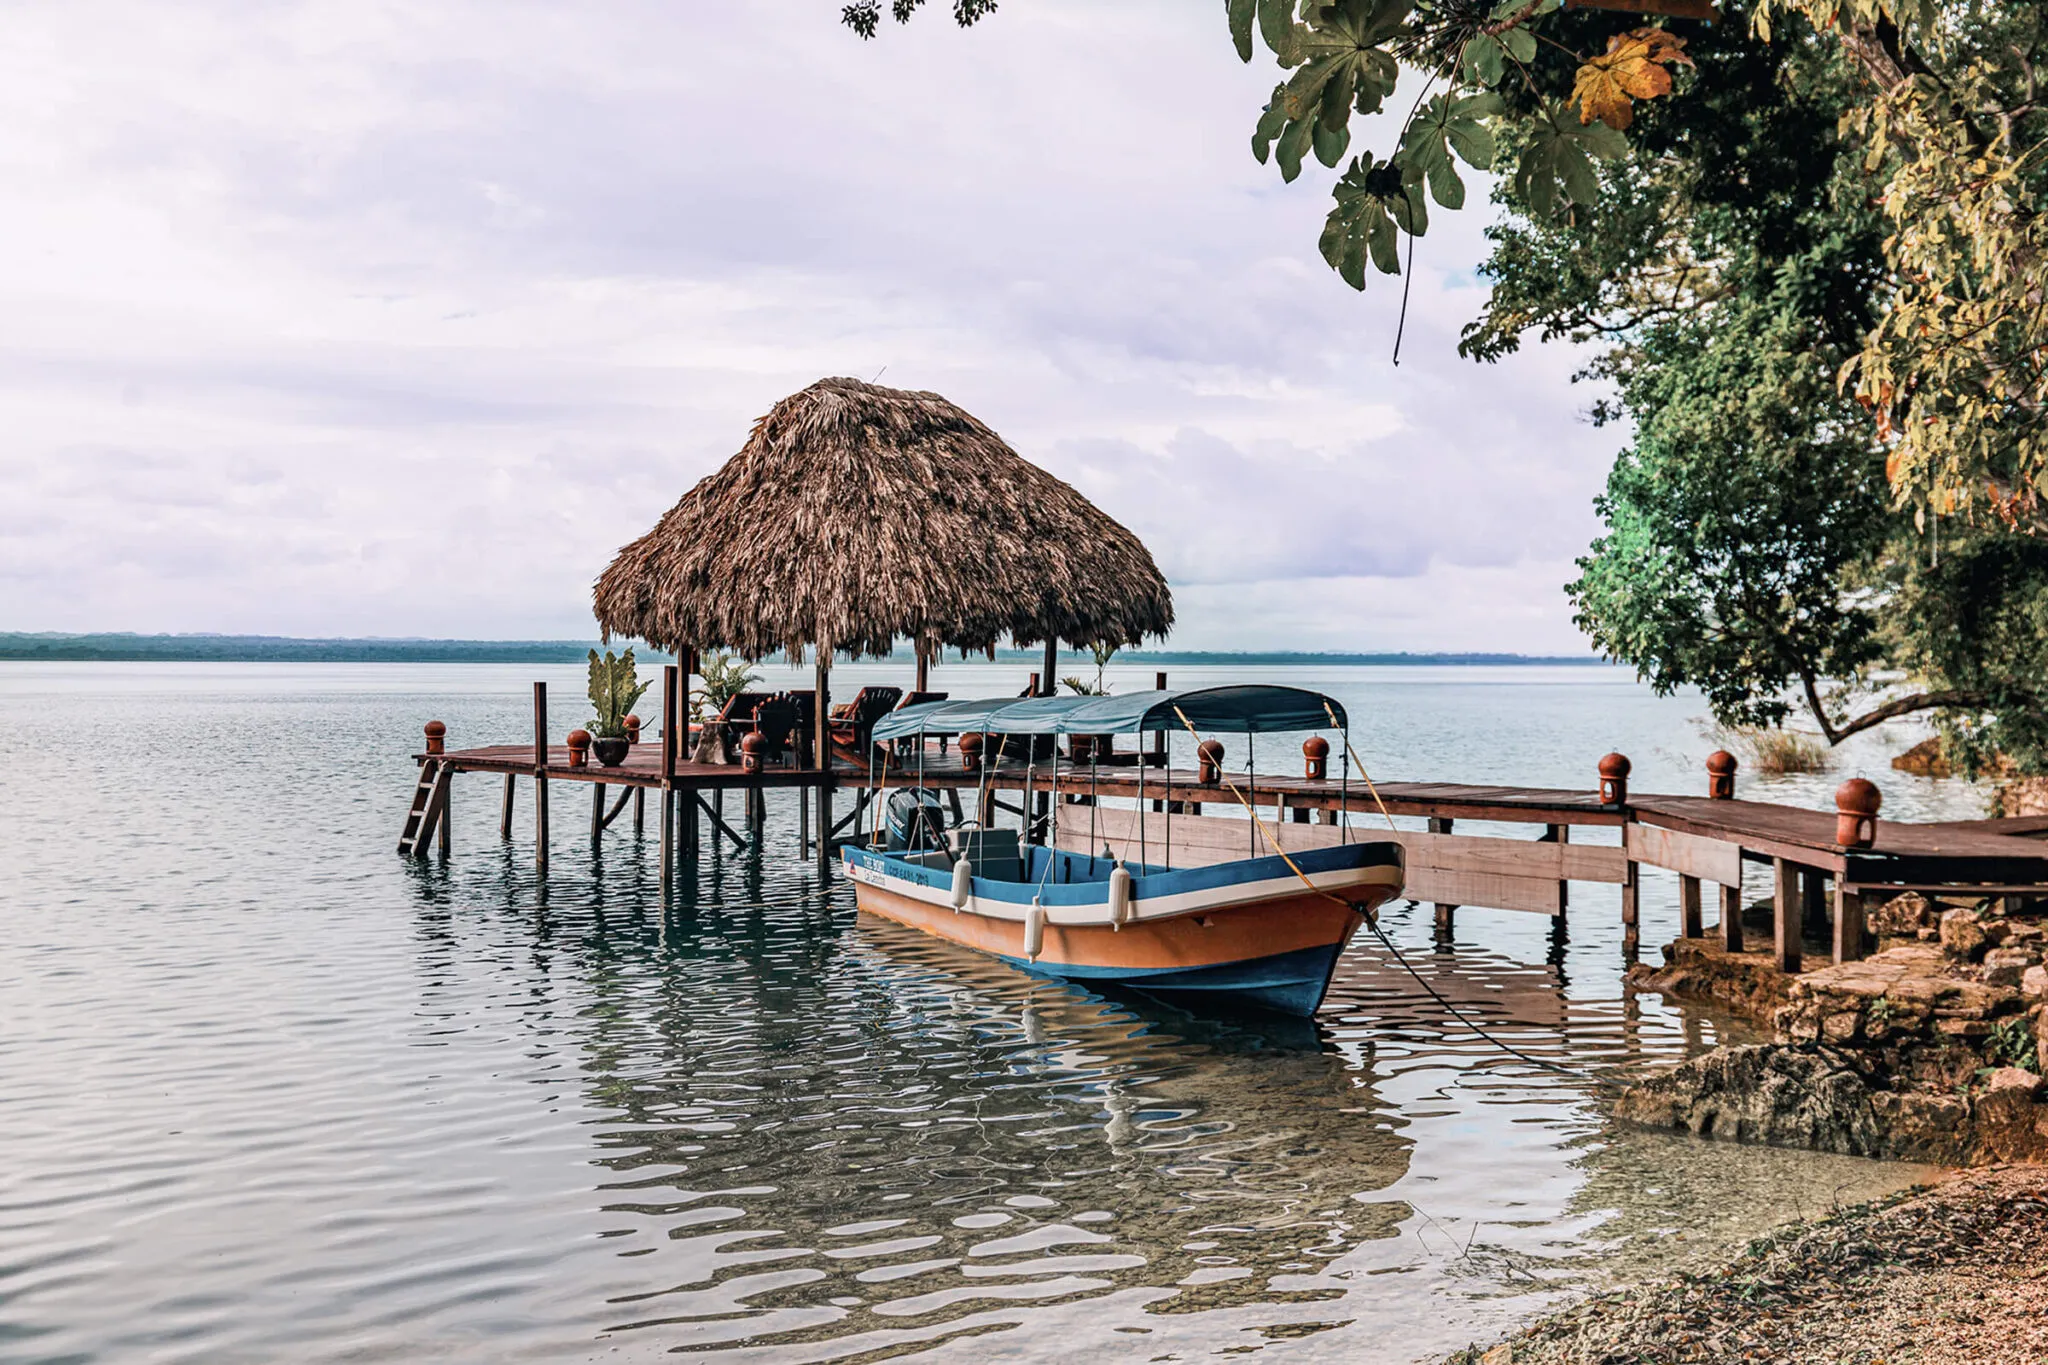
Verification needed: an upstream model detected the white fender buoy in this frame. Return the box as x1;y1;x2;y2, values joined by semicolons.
1024;897;1046;961
1107;861;1132;931
951;856;972;911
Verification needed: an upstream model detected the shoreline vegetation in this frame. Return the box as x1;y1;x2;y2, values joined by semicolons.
0;632;1602;668
1445;1166;2048;1365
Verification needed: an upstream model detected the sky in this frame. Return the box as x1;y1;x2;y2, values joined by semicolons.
0;2;1621;653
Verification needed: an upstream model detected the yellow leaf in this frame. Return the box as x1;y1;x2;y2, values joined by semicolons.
1571;28;1693;131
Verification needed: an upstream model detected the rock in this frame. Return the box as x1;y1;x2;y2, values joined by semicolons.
1479;1346;1512;1365
1624;939;1792;1024
1943;908;1992;961
1985;947;2041;987
1989;1066;2042;1098
1997;775;2048;818
2022;966;2048;1001
1614;1044;1894;1157
1822;1010;1862;1042
1869;891;1937;938
1892;736;1953;777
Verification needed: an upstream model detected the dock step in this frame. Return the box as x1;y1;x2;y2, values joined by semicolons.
398;759;451;856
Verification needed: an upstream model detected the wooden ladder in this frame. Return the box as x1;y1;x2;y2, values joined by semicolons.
398;759;451;856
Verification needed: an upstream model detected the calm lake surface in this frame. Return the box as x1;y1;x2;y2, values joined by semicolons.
0;662;1983;1363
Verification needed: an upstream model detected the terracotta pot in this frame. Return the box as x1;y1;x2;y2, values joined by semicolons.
592;736;630;767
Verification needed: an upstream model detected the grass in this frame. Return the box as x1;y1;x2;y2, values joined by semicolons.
1729;727;1833;775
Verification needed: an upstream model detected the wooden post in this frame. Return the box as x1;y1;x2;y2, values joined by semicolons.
533;681;549;873
660;665;677;891
500;774;515;839
1833;881;1866;963
1040;638;1057;696
1428;816;1457;932
1773;857;1801;972
1151;672;1168;764
1541;823;1570;919
1621;855;1639;960
1679;874;1703;939
1801;868;1829;938
1720;881;1743;952
916;644;929;695
590;781;604;843
634;787;644;835
815;646;832;869
436;770;453;856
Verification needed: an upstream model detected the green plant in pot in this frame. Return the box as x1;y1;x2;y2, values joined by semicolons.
587;648;652;767
691;652;761;764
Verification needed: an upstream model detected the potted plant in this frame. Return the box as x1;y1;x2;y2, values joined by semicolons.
1062;641;1117;763
587;647;652;766
691;651;761;764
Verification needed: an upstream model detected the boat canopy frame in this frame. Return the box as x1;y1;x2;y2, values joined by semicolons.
870;685;1348;744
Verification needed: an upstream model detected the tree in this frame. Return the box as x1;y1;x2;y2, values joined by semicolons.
846;1;2048;531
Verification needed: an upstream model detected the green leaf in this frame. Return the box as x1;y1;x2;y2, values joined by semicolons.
1276;114;1314;181
1252;95;1288;163
1446;117;1495;168
1556;138;1598;204
1228;0;1257;62
1464;34;1505;86
1313;119;1351;167
1427;155;1465;209
1503;26;1536;64
1258;0;1295;61
1368;210;1402;274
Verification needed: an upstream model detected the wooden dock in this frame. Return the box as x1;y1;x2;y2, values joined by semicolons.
398;676;2048;977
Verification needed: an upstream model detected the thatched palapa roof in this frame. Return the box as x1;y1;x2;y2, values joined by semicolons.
592;377;1174;660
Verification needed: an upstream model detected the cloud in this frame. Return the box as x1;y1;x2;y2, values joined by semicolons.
0;0;1621;649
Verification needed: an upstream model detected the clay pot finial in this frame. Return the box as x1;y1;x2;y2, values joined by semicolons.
958;731;985;771
1197;739;1226;786
1303;735;1330;781
739;730;766;774
565;728;591;769
1706;749;1737;800
424;720;446;756
1598;751;1632;806
1836;778;1882;849
624;714;641;745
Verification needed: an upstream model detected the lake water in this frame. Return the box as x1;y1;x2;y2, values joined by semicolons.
0;662;1980;1364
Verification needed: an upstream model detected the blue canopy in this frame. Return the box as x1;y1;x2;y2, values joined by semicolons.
869;685;1347;742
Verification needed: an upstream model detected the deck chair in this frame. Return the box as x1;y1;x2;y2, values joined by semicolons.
892;690;949;756
779;690;817;766
826;686;903;766
752;695;800;766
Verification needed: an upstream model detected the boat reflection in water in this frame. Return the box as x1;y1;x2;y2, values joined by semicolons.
574;911;1417;1356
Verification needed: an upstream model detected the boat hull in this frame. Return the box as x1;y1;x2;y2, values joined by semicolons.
844;842;1403;1017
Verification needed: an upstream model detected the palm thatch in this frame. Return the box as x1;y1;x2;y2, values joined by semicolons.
592;377;1174;661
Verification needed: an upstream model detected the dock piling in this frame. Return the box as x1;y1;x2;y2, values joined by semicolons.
1719;882;1744;952
501;774;515;840
1680;873;1703;938
1773;857;1801;972
534;682;549;874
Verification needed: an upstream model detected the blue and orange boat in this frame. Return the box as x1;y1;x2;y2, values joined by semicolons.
843;686;1404;1016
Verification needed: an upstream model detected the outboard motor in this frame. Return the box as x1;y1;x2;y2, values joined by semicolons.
884;788;949;853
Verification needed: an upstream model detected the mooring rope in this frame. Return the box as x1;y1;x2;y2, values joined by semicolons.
1174;704;1585;1079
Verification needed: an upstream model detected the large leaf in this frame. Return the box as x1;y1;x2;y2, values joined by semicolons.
1514;101;1628;218
1248;0;1410;183
1571;27;1694;130
1322;153;1426;288
1228;0;1257;62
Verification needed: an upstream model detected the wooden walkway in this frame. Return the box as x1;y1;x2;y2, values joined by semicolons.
400;688;2048;979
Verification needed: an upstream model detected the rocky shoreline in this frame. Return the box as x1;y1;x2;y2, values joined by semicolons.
1619;893;2048;1162
1443;1166;2048;1365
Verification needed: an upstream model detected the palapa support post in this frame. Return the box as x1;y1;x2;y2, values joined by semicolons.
1680;874;1703;939
1720;882;1744;952
1773;857;1801;972
815;646;832;870
1040;639;1057;697
501;773;515;840
1707;749;1737;800
533;682;550;874
659;665;677;892
1151;672;1168;764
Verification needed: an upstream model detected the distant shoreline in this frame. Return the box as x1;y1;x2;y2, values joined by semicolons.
0;632;1602;667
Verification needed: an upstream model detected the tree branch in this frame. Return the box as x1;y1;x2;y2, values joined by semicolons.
1800;668;1992;745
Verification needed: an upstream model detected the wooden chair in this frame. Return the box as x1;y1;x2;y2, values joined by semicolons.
893;690;949;757
752;695;800;766
827;686;903;765
780;690;817;767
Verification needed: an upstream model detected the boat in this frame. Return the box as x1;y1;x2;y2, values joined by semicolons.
841;685;1405;1017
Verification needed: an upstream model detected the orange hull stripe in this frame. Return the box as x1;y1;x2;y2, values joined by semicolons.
852;882;1366;970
